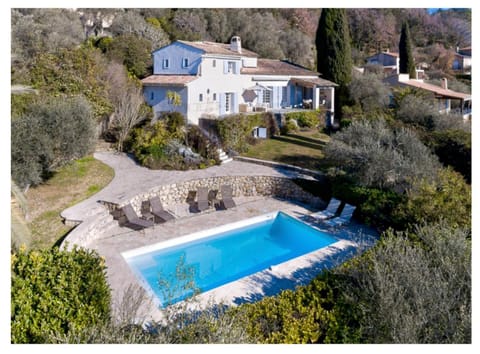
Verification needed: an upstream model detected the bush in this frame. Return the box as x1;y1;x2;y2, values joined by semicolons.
280;118;299;134
11;96;97;189
348;73;391;113
11;246;111;343
426;129;471;183
284;111;320;128
324;119;440;191
216;114;262;153
336;222;471;343
394;167;471;229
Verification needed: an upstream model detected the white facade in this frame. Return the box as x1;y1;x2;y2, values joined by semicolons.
142;38;337;125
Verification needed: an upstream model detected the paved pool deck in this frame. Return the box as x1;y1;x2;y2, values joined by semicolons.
62;152;378;323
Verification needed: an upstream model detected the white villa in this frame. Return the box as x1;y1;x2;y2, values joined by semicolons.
141;36;337;125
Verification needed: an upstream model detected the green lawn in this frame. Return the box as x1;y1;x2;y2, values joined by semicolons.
18;156;115;249
243;129;331;171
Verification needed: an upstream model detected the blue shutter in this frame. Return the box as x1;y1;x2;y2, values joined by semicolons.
232;92;238;113
257;89;263;104
223;61;228;74
234;62;240;74
219;93;226;115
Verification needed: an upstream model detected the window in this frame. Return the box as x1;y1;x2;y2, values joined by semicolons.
182;58;189;67
263;88;272;105
228;61;235;73
213;59;216;67
199;94;203;102
213;93;217;101
150;91;154;101
163;58;170;69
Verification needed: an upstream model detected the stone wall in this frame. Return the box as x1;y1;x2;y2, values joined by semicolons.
62;175;324;250
120;175;324;214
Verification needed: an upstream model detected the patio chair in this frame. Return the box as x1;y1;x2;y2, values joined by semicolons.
311;198;341;220
149;196;175;223
219;184;236;209
324;203;356;227
196;187;210;212
120;203;154;230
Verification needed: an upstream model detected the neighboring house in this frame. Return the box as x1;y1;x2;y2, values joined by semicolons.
452;46;471;73
384;74;472;120
141;36;337;125
366;50;424;79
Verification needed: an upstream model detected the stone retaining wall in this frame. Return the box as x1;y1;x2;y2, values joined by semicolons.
120;175;324;214
62;175;324;250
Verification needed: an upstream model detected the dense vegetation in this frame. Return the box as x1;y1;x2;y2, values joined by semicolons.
11;7;471;344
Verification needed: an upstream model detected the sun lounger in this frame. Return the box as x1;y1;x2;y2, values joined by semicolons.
311;198;341;220
219;185;236;209
121;203;154;230
149;196;175;223
324;203;356;227
196;187;210;212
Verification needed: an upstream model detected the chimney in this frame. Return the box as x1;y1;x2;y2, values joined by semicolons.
230;36;242;53
441;78;448;90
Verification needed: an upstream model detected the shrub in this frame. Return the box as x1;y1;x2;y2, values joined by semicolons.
11;246;111;343
280;118;299;134
394;167;471;229
395;94;437;129
324;119;440;191
284;111;320;128
348;73;391;113
336;222;471;343
426;129;471;183
11;96;97;189
216;114;262;153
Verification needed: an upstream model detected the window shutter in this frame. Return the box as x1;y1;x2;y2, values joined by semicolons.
232;92;238;113
272;86;279;109
223;61;228;74
234;62;240;74
219;93;226;115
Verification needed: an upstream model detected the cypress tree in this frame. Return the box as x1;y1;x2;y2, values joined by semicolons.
399;22;416;78
316;8;353;122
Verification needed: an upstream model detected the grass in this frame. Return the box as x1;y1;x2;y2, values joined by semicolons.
20;156;115;249
243;129;331;171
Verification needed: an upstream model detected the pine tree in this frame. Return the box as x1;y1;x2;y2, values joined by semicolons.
315;8;353;123
399;22;416;79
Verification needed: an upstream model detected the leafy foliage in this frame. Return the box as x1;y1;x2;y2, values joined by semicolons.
348;73;391;114
336;222;471;343
324;119;440;191
11;246;111;343
27;47;114;120
216;114;262;153
394;167;471;229
284;111;321;128
11;97;96;188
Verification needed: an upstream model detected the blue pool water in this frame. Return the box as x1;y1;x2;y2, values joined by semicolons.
124;212;337;307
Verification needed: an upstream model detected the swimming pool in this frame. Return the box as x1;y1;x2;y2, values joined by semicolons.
122;211;337;307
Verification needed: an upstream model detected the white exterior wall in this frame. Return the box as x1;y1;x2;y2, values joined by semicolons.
144;86;189;119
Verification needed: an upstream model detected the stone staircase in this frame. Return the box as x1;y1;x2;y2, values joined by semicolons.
217;148;233;164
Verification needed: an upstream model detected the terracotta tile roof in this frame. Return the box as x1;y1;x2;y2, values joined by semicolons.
290;77;338;87
177;40;258;58
400;80;471;100
241;59;321;77
383;51;399;57
141;75;198;86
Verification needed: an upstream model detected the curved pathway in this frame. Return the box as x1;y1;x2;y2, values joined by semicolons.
61;152;309;223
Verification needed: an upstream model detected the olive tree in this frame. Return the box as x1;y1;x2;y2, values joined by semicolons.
11;96;96;189
324;119;440;191
336;222;471;343
348;73;391;114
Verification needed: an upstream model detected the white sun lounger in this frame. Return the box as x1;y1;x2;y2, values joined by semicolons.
311;198;341;220
324;203;356;227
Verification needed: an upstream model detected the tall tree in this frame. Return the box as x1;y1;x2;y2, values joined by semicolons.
399;22;416;78
316;8;353;122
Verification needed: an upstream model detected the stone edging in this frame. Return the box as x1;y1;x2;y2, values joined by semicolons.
62;175;325;250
